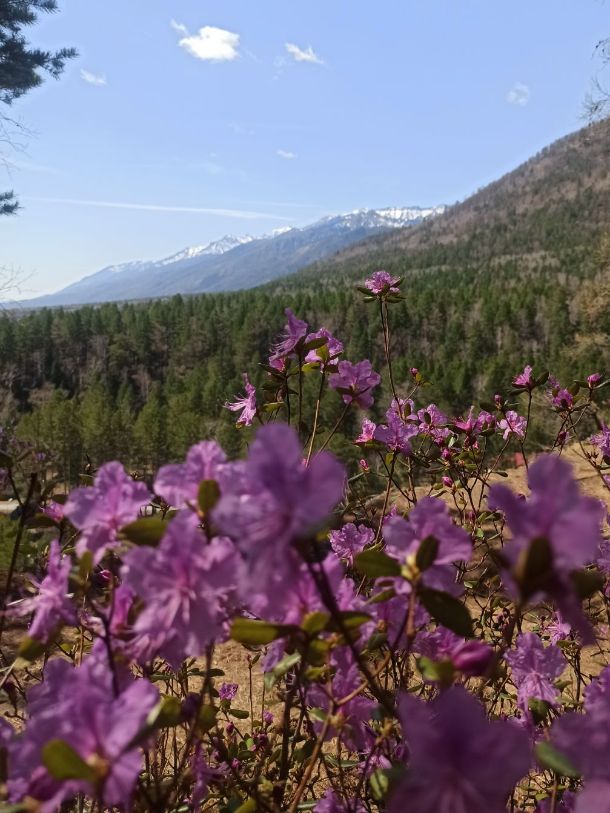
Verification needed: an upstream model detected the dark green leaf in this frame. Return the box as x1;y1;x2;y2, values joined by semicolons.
121;517;168;547
230;618;292;646
419;588;474;638
354;549;401;578
415;535;439;571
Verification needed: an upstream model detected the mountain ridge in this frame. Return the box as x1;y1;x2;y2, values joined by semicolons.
15;206;445;309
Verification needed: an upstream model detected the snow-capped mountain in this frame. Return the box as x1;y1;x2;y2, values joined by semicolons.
17;206;445;308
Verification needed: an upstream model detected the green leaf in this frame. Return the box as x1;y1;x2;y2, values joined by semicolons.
230;617;292;646
415;535;439;571
17;636;47;663
198;704;218;732
301;611;329;635
264;652;302;689
262;402;286;413
419;588;474;638
228;708;250;720
354;549;401;578
327;611;371;632
121;517;168;547
417;656;455;684
234;799;257;813
571;568;604;599
369;768;390;801
198;479;220;513
535;741;581;778
528;698;551;725
302;337;328;352
146;695;182;729
42;739;96;783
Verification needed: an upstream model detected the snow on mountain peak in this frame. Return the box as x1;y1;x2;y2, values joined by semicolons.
160;235;254;266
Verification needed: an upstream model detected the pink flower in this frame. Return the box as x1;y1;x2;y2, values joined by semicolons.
64;462;150;563
355;418;377;444
329;360;381;409
587;372;602;388
388;687;530;813
513;365;535;389
225;374;257;427
505;632;566;715
304;327;343;364
592;425;610;458
329;522;374;565
364;270;401;295
154;441;230;507
498;410;527;441
7;541;75;643
270;308;308;362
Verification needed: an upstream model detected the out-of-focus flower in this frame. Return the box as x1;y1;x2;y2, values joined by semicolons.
388;687;530;813
592;425;610;458
213;424;345;613
154;440;231;508
8;655;158;811
329;523;374;565
587;372;602;389
225;374;257;427
315;789;366;813
329;360;381;409
64;462;150;563
505;632;566;714
7;541;75;643
488;455;604;641
415;627;494;678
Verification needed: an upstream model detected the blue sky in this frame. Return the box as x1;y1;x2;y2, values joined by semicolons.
1;0;608;297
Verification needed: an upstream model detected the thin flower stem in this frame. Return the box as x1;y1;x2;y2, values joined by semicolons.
305;370;327;465
317;402;351;454
287;703;335;813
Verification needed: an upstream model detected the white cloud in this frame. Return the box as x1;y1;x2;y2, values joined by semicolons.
285;43;324;65
507;82;530;106
26;196;293;221
277;149;297;160
80;69;107;86
174;23;240;62
170;19;188;36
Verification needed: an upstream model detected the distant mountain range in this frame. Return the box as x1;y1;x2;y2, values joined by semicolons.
16;206;445;308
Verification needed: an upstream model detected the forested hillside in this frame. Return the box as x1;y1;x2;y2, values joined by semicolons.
2;119;609;481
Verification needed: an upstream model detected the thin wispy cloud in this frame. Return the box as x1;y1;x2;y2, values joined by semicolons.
173;22;240;62
507;82;530;106
277;149;297;160
285;43;324;65
26;197;293;221
4;158;58;175
80;69;107;86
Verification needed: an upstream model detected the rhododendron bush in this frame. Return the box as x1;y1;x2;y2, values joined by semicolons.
1;274;610;813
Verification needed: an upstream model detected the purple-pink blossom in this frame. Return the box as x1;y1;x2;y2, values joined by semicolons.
7;541;75;643
225;374;257;427
329;522;374;565
513;365;535;389
304;327;344;364
64;462;150;563
121;513;240;667
269;308;308;362
154;440;231;507
212;424;345;613
8;654;158;811
388;687;530;813
505;632;566;714
415;627;494;678
498;410;527;441
328;360;381;409
591;424;610;458
384;497;472;595
488;455;604;640
364;270;401;295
